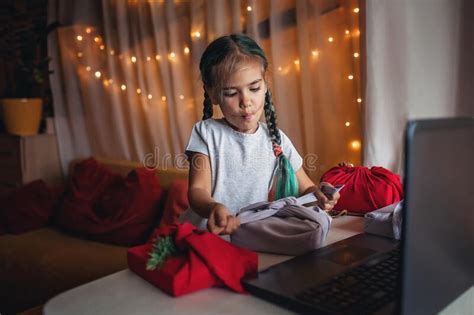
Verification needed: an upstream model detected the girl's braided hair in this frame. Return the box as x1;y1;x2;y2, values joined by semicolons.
199;34;298;199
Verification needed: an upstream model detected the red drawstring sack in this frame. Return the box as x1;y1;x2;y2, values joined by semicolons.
320;166;404;214
127;223;258;297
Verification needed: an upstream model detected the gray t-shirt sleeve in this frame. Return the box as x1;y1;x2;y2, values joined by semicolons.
185;121;209;157
279;129;303;171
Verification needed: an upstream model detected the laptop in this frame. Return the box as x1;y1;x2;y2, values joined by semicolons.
242;117;474;315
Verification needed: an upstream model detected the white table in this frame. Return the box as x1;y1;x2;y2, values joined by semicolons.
43;216;365;315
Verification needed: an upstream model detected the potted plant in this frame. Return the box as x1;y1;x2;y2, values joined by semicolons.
0;2;59;136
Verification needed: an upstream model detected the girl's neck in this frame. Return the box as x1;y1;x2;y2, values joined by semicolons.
222;118;259;134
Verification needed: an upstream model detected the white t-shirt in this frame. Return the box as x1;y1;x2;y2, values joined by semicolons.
180;118;303;230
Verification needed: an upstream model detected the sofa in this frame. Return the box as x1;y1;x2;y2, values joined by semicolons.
0;157;189;315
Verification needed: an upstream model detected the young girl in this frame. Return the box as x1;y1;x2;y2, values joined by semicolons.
180;34;339;235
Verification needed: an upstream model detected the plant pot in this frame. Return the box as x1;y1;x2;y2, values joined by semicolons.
1;98;43;136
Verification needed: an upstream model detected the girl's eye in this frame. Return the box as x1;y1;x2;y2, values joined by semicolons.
250;86;261;93
223;92;237;97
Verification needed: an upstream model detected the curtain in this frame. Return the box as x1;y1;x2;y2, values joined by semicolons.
48;0;362;181
364;0;474;175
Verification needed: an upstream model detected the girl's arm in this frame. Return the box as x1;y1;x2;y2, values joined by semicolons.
187;152;217;218
187;152;240;234
295;167;339;211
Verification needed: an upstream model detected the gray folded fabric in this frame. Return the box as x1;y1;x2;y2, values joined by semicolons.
364;201;403;239
231;193;332;255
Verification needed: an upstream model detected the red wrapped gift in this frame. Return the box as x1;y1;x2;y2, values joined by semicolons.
127;223;258;297
321;165;404;214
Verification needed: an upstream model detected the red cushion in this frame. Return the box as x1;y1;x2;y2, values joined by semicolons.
320;165;404;214
55;158;164;246
0;180;57;234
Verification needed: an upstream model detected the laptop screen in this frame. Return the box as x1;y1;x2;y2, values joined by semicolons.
401;117;474;314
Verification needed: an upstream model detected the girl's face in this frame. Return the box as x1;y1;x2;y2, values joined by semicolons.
211;60;266;134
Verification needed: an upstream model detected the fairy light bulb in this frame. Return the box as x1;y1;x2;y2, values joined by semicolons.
94;37;100;43
294;59;300;65
147;94;152;100
345;30;350;35
192;31;201;38
146;56;151;61
354;52;360;58
86;27;92;34
77;52;83;58
99;45;105;50
348;74;354;80
312;50;319;57
94;71;101;78
136;88;141;94
86;66;91;71
345;122;351;127
108;79;113;84
110;50;115;55
169;52;176;59
351;140;361;150
161;96;166;101
357;98;362;103
131;56;137;63
277;66;282;71
184;47;190;54
121;84;127;91
247;6;252;12
155;54;161;60
76;35;83;41
353;8;360;13
179;95;184;100
328;37;334;42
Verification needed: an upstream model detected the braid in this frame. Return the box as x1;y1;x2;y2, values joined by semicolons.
202;90;213;120
264;89;282;146
264;89;299;199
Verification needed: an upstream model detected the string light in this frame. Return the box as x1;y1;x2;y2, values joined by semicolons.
345;30;350;35
179;95;185;100
184;47;190;54
312;50;319;57
86;27;92;34
108;79;113;84
345;122;351;127
328;37;334;42
161;96;166;101
76;35;83;41
294;59;300;65
155;54;161;60
131;56;137;63
169;52;176;59
353;8;360;13
110;50;115;55
99;45;105;50
350;140;361;150
278;66;282;71
353;52;359;58
192;31;201;38
86;66;91;71
146;56;151;61
136;88;141;94
94;71;101;78
147;94;153;100
121;84;127;91
94;37;100;43
348;74;354;80
247;6;252;12
77;52;83;58
357;98;362;103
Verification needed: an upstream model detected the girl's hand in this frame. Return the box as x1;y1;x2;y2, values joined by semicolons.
313;182;340;211
207;203;240;235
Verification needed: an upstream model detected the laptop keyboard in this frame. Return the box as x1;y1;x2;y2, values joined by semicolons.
295;247;400;315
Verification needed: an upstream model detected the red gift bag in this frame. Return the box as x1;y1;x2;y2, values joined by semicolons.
127;223;258;297
320;166;404;214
